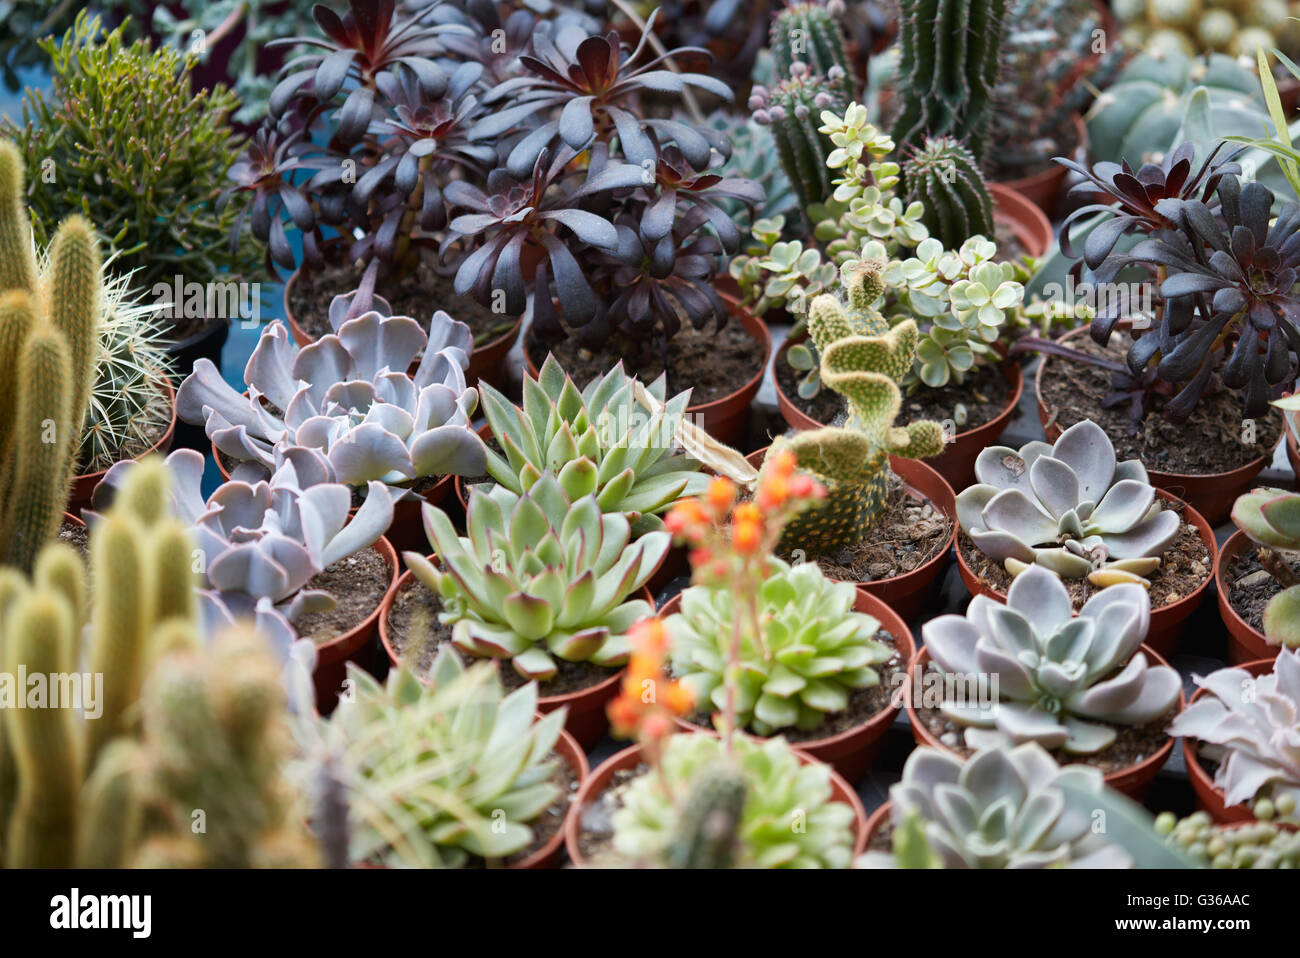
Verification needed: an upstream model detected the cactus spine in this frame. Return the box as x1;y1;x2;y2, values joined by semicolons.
773;261;947;552
891;0;1010;174
905;136;996;249
770;1;856;104
0;139;99;573
666;762;748;869
751;65;849;218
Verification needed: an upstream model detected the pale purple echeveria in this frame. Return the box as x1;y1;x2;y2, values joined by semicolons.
176;292;486;493
1167;648;1300;813
880;744;1133;868
922;563;1181;754
956;419;1180;580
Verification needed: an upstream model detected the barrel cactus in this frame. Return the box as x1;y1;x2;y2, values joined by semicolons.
904;136;995;251
923;563;1181;754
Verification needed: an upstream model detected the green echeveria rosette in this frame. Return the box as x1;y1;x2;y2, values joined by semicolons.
1231;487;1300;647
407;471;670;681
666;559;892;735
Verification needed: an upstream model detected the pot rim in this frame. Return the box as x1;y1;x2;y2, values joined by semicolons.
988;182;1053;259
1215;528;1282;665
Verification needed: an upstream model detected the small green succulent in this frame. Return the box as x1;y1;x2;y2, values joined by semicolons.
407;472;669;681
1230;487;1300;648
666;559;893;734
611;732;856;868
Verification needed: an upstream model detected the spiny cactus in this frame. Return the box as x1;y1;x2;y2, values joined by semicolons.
891;0;1010;173
665;761;748;869
904;137;995;251
772;261;947;552
770;1;856;104
0;138;99;573
0;456;201;868
750;63;849;217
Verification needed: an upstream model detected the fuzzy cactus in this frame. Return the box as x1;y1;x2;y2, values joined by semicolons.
770;1;856;104
772;262;947;552
750;64;849;218
904;136;995;250
665;761;748;869
0;139;100;573
891;0;1010;171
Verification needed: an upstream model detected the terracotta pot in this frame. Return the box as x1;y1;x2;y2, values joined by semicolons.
563;740;869;867
69;375;177;513
863;800;892;850
283;257;523;391
313;535;400;715
904;645;1181;800
1183;658;1277;825
1035;326;1280;525
510;728;589;870
990;183;1053;259
955;487;1214;658
658;586;915;782
1215;529;1282;667
377;564;658;748
523;305;771;447
994;114;1088;217
745;446;956;622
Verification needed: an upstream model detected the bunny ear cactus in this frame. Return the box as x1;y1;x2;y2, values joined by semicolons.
0;139;99;572
871;744;1135;868
774;262;947;553
923;563;1181;755
1231;488;1300;648
957;420;1181;582
478;355;707;530
1168;649;1300;821
408;472;670;681
667;559;893;734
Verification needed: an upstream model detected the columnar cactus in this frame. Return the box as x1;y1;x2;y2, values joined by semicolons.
0;139;99;572
750;64;849;217
770;0;856;104
664;762;748;869
904;136;995;250
891;0;1010;170
772;261;947;552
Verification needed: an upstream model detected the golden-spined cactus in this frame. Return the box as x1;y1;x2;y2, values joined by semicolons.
774;261;946;552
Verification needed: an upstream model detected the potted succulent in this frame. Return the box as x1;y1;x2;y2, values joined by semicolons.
1169;649;1300;826
381;470;669;747
1219;487;1300;663
175;292;486;552
299;651;587;869
1153;811;1300;869
1;13;261;370
955;419;1216;654
909;563;1184;798
1032;145;1294;524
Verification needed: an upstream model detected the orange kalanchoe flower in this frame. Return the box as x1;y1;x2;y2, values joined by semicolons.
607;616;694;743
706;477;736;516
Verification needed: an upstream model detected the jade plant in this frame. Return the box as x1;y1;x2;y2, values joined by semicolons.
0;140;98;573
1167;648;1300;823
307;650;568;867
956;420;1181;582
407;472;669;681
923;563;1181;754
769;261;947;553
1230;487;1300;648
477;354;708;530
176;292;486;492
861;744;1135;868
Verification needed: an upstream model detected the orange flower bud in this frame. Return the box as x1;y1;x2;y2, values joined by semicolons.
688;546;714;570
640;712;673;741
706;477;735;515
768;448;796;479
756;474;789;511
733;516;761;554
663;681;694;716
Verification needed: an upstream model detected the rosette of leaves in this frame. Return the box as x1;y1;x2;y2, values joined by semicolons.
1167;649;1300;819
312;650;569;867
956;420;1181;580
923;563;1181;754
477;354;707;527
1230;487;1300;648
666;558;891;734
0;12;260;299
611;732;856;868
407;472;669;680
870;744;1135;868
176;293;486;493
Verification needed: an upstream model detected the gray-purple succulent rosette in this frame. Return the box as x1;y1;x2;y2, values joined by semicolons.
176;292;486;495
956;419;1180;583
921;564;1181;755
